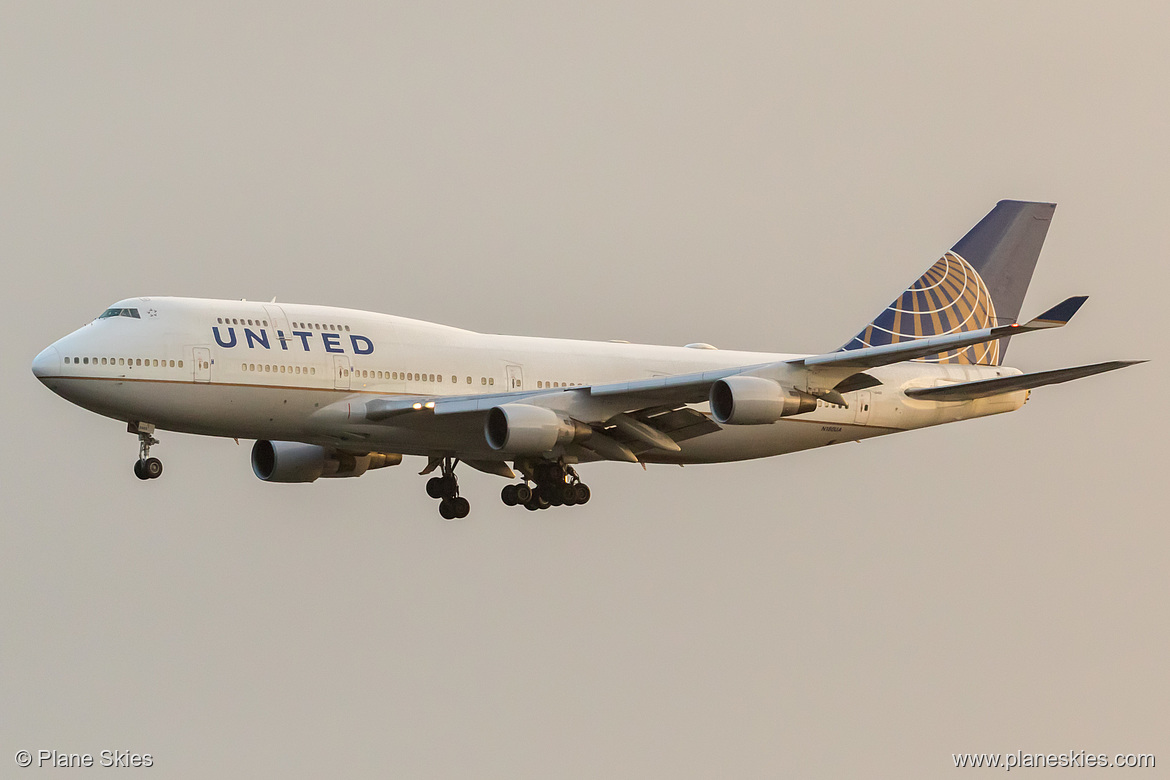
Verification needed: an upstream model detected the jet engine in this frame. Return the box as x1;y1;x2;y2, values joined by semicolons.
709;376;817;424
251;440;402;483
485;404;590;455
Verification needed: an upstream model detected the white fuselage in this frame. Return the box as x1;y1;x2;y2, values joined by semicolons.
32;296;1027;464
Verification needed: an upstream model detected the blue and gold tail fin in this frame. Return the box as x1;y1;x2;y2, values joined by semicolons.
840;200;1056;365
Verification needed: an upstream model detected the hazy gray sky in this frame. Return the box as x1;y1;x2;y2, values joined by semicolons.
2;2;1166;777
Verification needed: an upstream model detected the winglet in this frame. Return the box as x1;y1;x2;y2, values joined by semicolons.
1021;295;1087;329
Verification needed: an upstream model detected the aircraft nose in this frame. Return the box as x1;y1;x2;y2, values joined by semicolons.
31;345;61;382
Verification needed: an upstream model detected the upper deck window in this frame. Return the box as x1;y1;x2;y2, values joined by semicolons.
98;308;141;320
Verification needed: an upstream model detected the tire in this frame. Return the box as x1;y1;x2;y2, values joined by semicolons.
143;457;163;479
133;460;149;480
426;477;445;499
560;483;578;505
501;484;519;506
514;484;532;503
438;499;456;520
574;484;590;504
524;499;540;511
453;497;470;518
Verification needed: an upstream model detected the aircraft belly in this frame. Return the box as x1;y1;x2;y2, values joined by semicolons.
46;378;342;441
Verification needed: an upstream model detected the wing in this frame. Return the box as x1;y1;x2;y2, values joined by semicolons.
310;296;1131;461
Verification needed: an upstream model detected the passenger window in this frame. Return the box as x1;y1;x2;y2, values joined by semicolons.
310;367;315;375
481;377;486;385
178;360;183;368
170;360;175;367
217;318;223;324
450;376;456;383
466;377;472;384
344;325;350;331
429;374;435;382
538;381;543;388
392;372;397;380
241;363;247;371
489;377;494;386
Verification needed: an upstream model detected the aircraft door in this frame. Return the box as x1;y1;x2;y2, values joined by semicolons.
506;364;524;391
854;390;871;425
193;347;212;382
334;355;351;390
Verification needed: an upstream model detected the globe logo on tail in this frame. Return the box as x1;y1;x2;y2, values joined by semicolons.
847;251;1000;365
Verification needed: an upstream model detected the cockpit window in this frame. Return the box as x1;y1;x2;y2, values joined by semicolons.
98;308;141;319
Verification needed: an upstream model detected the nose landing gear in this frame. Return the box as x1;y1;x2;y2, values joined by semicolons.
130;422;163;480
425;456;470;519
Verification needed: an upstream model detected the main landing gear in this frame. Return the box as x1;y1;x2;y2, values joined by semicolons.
129;422;163;480
425;456;470;520
500;460;590;512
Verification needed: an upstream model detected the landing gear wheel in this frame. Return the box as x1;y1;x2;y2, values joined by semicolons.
514;484;532;504
426;477;445;499
452;497;470;519
143;457;163;479
133;460;149;480
560;483;578;505
501;484;519;506
438;498;457;520
574;484;591;504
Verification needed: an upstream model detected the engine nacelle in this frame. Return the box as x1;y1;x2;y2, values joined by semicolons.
251;440;402;483
709;376;817;424
485;404;585;455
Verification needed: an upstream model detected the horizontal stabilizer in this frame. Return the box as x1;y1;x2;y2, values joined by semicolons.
904;360;1144;402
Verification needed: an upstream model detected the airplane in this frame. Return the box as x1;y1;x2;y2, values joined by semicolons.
32;200;1143;519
